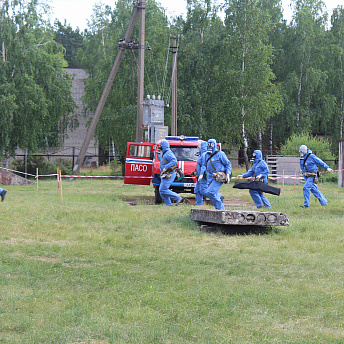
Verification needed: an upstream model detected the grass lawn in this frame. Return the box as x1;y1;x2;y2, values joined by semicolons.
0;176;343;343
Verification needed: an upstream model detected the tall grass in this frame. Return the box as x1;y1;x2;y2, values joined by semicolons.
0;178;343;343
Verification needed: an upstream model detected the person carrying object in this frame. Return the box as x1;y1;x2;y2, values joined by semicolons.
194;141;208;206
237;150;272;209
158;139;183;206
299;144;333;208
199;139;231;210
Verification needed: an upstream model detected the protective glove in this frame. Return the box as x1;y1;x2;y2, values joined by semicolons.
162;167;168;174
198;174;203;181
237;174;243;179
327;168;334;173
256;174;262;180
226;174;231;183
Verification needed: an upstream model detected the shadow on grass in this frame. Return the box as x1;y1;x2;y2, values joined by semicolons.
198;223;280;236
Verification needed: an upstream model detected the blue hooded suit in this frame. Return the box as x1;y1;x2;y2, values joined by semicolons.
300;149;329;207
159;139;181;206
194;141;208;205
242;150;271;208
200;139;232;210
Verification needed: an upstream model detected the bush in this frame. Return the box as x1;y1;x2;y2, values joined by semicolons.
54;158;73;175
10;155;73;177
321;171;338;183
279;133;336;169
110;159;122;176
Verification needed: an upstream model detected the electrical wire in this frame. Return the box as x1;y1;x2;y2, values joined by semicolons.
131;49;154;97
147;43;160;93
128;36;175;103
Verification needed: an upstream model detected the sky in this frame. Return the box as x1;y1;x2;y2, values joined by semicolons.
49;0;342;31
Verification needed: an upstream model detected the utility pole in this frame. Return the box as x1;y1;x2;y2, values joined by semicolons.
171;35;178;136
136;0;146;142
339;139;344;187
71;4;140;175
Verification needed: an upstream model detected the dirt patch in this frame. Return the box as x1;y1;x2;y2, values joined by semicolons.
124;197;156;206
124;196;254;208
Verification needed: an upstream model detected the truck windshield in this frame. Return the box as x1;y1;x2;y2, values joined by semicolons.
169;146;199;162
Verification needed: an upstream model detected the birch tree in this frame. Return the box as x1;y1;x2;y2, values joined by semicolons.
330;6;344;139
223;0;282;168
292;0;328;129
175;0;227;141
0;0;75;157
271;0;333;148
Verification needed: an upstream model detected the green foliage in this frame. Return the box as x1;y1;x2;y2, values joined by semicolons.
2;0;344;169
279;132;336;168
0;0;76;157
10;156;73;176
176;0;229;140
218;0;283;167
80;0;170;160
56;0;344;164
327;7;344;145
53;20;84;68
321;171;338;183
110;158;123;176
271;1;340;149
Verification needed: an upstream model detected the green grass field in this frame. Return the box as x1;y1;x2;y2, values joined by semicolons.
0;176;344;343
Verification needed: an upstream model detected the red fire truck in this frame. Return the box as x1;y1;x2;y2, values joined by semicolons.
124;135;205;204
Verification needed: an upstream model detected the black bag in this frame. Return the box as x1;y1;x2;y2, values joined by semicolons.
233;180;281;196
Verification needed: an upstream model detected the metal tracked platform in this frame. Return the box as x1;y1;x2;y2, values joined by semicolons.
190;209;289;227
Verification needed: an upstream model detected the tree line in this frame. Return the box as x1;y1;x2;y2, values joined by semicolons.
1;0;343;169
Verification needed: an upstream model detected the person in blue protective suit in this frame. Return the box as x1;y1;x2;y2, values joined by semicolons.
237;150;272;209
0;188;7;202
158;139;183;206
299;144;333;208
199;139;231;210
194;141;208;206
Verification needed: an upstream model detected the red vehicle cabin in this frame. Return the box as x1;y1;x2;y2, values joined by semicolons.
124;136;203;203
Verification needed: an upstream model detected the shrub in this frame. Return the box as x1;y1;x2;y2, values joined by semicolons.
110;159;122;176
54;158;73;175
279;133;336;169
10;155;73;177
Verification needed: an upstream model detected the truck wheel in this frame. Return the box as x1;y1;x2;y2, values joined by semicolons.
154;187;163;204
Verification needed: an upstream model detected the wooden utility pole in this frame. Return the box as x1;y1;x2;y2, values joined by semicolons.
171;36;178;136
339;139;344;187
136;0;145;142
72;4;141;175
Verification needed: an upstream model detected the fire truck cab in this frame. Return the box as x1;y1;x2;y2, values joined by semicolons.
124;135;204;204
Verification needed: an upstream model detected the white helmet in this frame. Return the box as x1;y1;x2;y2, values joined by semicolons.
299;145;308;158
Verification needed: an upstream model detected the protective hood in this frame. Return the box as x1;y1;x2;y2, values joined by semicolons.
207;139;217;154
299;144;308;159
160;139;170;153
200;141;208;155
251;149;262;162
